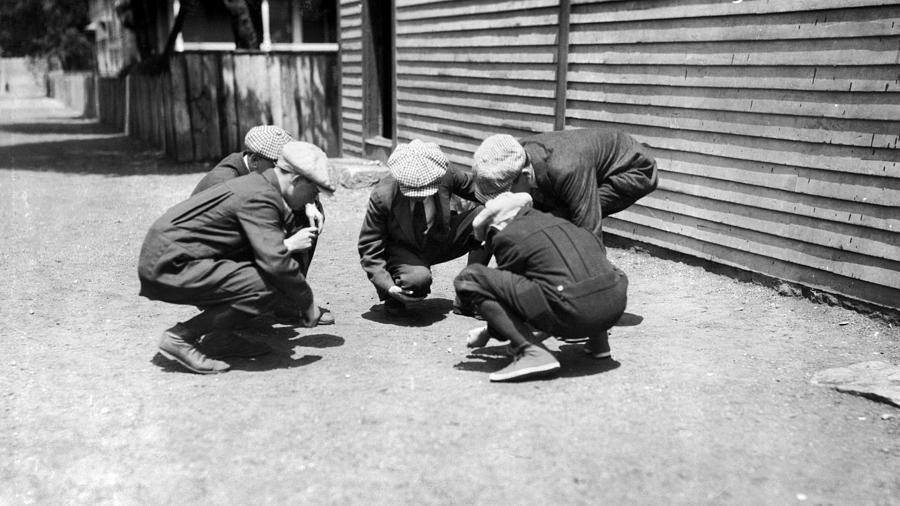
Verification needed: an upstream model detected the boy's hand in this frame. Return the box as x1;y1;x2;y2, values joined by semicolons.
305;203;325;232
388;285;425;303
284;227;319;252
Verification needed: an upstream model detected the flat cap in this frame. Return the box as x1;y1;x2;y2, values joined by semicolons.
244;125;294;161
472;134;527;203
276;141;336;195
388;139;448;197
473;191;533;241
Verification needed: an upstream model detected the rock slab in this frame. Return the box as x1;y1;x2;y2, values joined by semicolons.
811;361;900;407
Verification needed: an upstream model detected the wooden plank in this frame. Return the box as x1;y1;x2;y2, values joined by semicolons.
564;100;900;148
399;75;556;98
566;65;900;94
396;62;557;81
163;68;177;159
202;53;222;159
398;115;532;146
233;54;270;142
168;54;194;162
397;12;559;34
311;55;336;153
398;0;558;20
153;73;165;150
569;0;896;23
616;203;900;288
565;118;900;178
184;53;210;161
280;55;300;138
567;38;900;66
219;53;239;154
569;8;900;44
639;188;900;262
396;29;558;48
397;102;555;131
397;88;554;116
554;0;570;131
267;54;283;136
603;217;900;310
397;47;558;64
298;55;314;143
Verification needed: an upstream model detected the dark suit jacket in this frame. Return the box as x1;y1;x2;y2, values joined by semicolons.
139;170;313;308
358;166;480;295
520;128;658;237
192;152;251;196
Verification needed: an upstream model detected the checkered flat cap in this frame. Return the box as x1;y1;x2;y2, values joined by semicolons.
388;139;448;197
244;125;294;161
472;134;527;203
473;191;533;241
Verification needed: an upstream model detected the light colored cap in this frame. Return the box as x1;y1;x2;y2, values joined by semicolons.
276;141;336;195
472;191;533;241
244;125;294;161
472;134;527;203
388;139;448;197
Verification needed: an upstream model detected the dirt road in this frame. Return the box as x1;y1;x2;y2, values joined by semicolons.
2;95;898;505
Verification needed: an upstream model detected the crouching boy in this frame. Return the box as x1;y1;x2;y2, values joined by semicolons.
453;192;628;382
138;142;335;374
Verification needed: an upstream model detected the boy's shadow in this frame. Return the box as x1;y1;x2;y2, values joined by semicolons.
361;297;452;327
615;312;643;327
151;325;345;373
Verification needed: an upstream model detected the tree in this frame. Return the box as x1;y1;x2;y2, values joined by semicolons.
0;0;92;70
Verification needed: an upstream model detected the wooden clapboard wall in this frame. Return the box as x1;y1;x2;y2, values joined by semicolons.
340;0;564;166
565;0;900;310
340;0;364;154
337;0;899;310
112;50;340;162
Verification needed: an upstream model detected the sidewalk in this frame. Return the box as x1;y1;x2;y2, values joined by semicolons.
1;95;899;505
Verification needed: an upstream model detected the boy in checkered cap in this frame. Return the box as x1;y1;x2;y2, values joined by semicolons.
472;128;658;240
454;192;628;382
139;141;336;374
358;139;488;317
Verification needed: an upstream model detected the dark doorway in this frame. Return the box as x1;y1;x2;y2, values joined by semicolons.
361;0;394;160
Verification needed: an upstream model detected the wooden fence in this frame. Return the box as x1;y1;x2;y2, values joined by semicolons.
95;50;340;162
340;0;900;312
46;71;96;118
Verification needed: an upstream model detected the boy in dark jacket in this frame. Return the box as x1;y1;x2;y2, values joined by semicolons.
138;142;335;374
358;139;487;316
472;128;658;239
454;192;628;382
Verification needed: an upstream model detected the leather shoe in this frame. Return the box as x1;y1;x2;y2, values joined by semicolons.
158;330;230;374
198;332;272;359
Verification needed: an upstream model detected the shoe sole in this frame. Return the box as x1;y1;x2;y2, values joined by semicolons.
489;361;560;382
159;349;229;375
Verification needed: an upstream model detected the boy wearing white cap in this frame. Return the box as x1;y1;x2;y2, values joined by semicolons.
138;141;336;374
358;139;487;316
454;192;628;382
472;128;658;239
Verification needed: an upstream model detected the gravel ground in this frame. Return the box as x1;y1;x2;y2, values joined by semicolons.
2;95;899;505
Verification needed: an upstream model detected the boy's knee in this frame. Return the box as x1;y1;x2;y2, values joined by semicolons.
394;266;432;295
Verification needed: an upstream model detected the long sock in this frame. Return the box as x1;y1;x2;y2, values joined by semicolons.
477;299;533;349
180;305;251;338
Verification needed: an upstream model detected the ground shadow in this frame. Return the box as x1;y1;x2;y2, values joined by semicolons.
361;297;452;327
1;120;121;136
0;136;209;176
227;327;342;372
615;312;644;327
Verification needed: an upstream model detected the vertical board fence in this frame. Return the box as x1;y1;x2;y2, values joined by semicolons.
340;0;900;311
96;50;340;162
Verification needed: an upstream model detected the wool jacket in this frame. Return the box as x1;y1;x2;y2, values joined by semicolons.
139;170;313;308
358;166;480;295
192;152;252;196
520;128;658;237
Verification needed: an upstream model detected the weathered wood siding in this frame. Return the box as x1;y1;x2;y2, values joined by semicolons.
340;0;364;153
338;0;900;310
566;0;899;310
98;50;340;162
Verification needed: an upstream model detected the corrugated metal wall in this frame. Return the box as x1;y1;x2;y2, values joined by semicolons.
339;0;900;310
566;0;899;309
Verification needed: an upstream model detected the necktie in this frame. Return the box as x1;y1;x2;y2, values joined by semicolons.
413;200;427;246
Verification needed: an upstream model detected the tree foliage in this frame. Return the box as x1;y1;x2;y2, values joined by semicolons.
0;0;93;70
